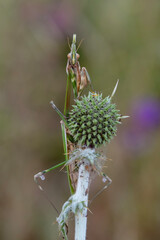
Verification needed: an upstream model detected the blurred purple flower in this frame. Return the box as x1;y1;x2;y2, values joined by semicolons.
123;97;160;153
132;97;160;131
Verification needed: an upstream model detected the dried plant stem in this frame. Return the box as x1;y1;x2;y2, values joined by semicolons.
74;163;90;240
34;34;125;240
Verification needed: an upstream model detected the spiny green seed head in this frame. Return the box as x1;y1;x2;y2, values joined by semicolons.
68;92;122;148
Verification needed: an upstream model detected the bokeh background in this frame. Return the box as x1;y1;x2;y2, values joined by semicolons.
1;0;160;239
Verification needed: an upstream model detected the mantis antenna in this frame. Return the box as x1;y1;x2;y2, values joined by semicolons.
76;38;84;52
67;36;71;49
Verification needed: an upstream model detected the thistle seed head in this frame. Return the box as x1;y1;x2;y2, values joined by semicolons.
68;92;122;148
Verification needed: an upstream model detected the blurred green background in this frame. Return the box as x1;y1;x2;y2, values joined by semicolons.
1;0;160;239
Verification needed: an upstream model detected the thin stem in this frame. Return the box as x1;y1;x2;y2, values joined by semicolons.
64;73;71;117
61;121;75;195
42;160;67;174
50;101;69;128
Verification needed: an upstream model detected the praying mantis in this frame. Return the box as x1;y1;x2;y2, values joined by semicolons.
65;34;92;116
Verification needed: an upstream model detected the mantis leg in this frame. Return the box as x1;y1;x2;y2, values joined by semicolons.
78;67;94;97
33;120;74;214
89;174;112;206
33;161;67;214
